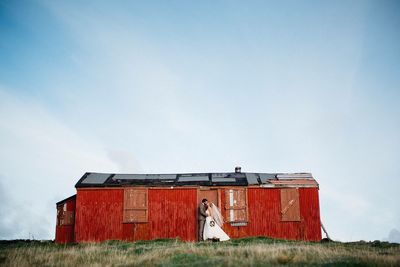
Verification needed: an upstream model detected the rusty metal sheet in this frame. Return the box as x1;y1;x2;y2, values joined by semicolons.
271;179;318;186
276;173;313;179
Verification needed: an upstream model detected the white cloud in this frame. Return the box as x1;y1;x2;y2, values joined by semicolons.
0;88;119;239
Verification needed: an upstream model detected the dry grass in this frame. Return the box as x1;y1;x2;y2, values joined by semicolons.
0;238;399;266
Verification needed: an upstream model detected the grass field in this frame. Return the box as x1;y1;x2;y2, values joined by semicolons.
0;237;399;266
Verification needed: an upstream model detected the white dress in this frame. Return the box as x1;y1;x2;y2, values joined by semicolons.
203;210;230;241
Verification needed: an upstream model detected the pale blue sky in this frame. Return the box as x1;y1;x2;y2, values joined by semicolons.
0;0;399;241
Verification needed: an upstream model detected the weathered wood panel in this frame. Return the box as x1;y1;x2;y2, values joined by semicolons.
124;188;147;209
197;189;219;207
220;189;250;238
280;188;300;221
123;188;148;223
55;197;76;244
224;188;248;222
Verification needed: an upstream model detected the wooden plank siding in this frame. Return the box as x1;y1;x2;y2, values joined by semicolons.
75;189;124;242
298;187;322;241
55;197;76;244
74;188;198;242
221;188;321;241
71;187;321;243
147;189;197;241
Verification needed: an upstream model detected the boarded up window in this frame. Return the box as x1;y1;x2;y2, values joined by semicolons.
123;188;148;223
225;188;248;223
280;188;300;221
56;204;74;226
56;206;62;225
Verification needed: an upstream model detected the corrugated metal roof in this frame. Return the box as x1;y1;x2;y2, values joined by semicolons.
75;171;318;188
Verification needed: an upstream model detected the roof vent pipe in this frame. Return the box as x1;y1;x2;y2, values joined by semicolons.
235;166;242;173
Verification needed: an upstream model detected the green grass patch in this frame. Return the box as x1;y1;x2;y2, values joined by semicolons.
0;237;398;266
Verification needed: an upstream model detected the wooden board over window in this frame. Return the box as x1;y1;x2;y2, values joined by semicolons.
123;188;148;223
225;188;248;223
56;204;74;226
280;188;300;221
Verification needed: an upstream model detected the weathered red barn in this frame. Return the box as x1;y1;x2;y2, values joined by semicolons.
55;168;322;243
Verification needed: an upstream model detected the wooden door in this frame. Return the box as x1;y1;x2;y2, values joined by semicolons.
197;189;220;240
197;189;219;208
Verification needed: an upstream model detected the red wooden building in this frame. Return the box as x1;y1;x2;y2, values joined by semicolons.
55;168;322;243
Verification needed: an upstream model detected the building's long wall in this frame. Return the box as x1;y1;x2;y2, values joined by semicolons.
72;187;321;243
218;188;321;241
74;188;198;242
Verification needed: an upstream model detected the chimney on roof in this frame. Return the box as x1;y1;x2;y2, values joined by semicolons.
235;166;242;173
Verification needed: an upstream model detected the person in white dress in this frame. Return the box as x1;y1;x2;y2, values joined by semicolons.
203;202;230;241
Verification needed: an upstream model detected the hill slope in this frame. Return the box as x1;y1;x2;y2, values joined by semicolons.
0;237;399;266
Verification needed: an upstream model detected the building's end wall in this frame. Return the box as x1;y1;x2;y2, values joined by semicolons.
55;196;76;244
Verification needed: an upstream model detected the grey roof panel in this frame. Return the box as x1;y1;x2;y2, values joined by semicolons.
179;175;209;182
212;177;236;182
211;173;237;183
259;173;276;183
81;173;112;184
113;174;177;180
276;173;313;179
75;171;317;188
113;174;147;180
246;173;260;184
146;174;176;180
212;174;224;178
